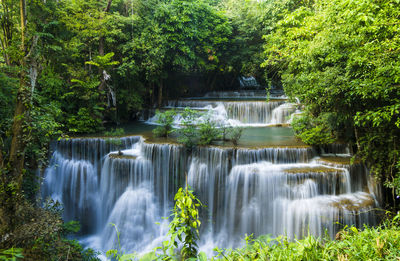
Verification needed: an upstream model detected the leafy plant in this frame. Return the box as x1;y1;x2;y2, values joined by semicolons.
291;114;336;145
198;115;220;146
0;248;24;261
153;110;176;138
160;187;202;260
85;52;120;70
177;108;202;151
106;224;124;260
104;128;125;137
227;126;243;147
67;107;104;134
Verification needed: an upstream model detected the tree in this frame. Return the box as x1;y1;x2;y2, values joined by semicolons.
261;0;400;204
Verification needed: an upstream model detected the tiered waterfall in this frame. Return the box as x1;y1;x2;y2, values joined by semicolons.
42;92;380;256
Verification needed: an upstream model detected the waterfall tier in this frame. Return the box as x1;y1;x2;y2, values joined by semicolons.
42;136;379;256
147;100;299;126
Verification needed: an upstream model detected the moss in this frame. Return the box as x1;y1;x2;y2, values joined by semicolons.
330;196;375;211
267;123;291;127
318;156;361;165
284;166;341;174
108;153;137;160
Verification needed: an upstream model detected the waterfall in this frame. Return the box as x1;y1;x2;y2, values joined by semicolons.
148;100;298;126
270;103;298;124
42;135;379;256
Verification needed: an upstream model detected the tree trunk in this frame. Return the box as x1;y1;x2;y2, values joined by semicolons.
158;80;163;108
0;1;13;66
98;41;105;92
150;82;154;106
8;0;29;191
0;38;10;66
1;0;29;232
0;149;3;169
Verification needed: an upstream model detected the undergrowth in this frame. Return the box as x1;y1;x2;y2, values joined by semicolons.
214;214;400;261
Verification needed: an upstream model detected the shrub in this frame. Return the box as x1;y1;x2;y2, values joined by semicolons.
227;127;243;147
153;110;176;138
198;115;221;145
176;108;201;151
291;113;336;145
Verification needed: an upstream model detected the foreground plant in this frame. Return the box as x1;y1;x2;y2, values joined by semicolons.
214;213;400;261
159;186;203;260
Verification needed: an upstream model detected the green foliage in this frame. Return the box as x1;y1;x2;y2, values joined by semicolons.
153;110;176;138
154;108;243;149
175;108;237;149
85;52;120;69
0;195;99;261
67;107;103;134
106;224;125;260
104;128;125;150
261;0;400;199
215;216;400;261
291;114;336;145
104;128;125;137
177;108;202;151
62;220;81;234
0;248;24;261
227;126;243;147
198;115;220;146
27;96;64;168
160;187;202;260
0;70;18;139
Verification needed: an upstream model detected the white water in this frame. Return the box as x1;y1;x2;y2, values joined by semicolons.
147;100;298;127
42;136;379;257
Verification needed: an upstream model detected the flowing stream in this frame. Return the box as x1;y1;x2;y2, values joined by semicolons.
42;92;380;257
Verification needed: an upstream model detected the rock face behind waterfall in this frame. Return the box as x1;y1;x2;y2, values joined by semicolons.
42;136;380;255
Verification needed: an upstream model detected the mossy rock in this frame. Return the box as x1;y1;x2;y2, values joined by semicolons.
109;153;137;160
284;166;341;174
330;196;375;211
318;156;360;165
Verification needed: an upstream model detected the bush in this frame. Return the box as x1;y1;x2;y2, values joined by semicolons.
291;113;336;145
153;110;176;138
154;108;244;149
176;108;202;151
227;127;243;147
104;128;125;137
198;115;221;146
67;107;103;134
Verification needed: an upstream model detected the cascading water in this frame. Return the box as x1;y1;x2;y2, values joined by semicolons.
148;100;296;126
43;140;379;257
42;92;380;258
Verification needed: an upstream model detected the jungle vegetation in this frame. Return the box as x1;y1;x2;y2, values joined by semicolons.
0;0;399;259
